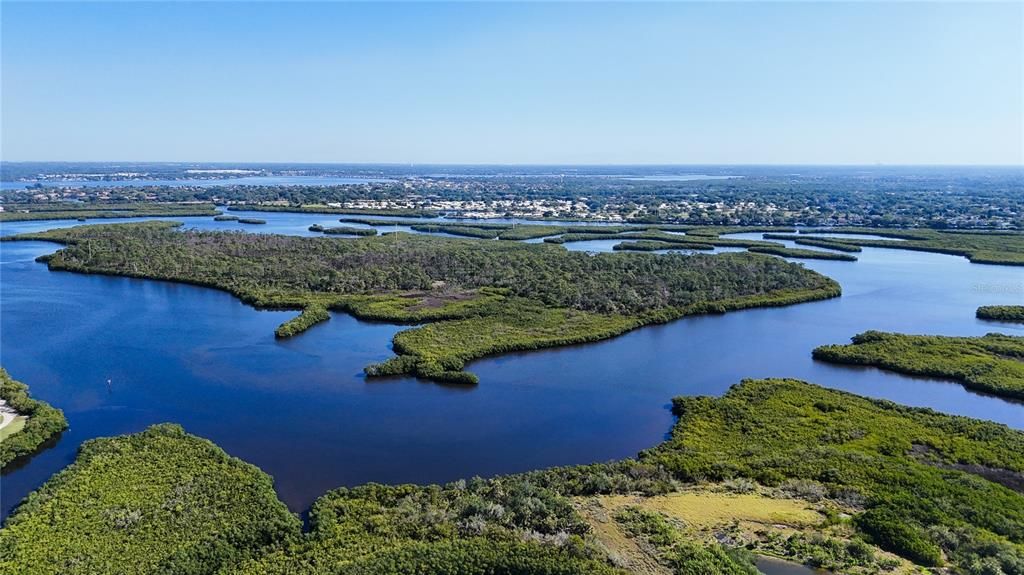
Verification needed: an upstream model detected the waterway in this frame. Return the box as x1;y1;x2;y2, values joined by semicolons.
1;212;1020;519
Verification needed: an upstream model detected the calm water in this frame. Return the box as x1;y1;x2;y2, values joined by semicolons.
756;556;829;575
1;213;1021;520
0;175;392;190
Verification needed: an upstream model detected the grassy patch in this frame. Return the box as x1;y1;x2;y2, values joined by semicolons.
0;415;28;442
642;378;1024;571
631;491;820;529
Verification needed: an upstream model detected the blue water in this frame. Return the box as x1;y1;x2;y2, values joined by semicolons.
1;212;1021;521
0;175;393;190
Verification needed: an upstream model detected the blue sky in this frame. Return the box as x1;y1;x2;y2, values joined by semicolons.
2;2;1021;164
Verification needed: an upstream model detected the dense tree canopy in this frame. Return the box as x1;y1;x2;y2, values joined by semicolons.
0;424;300;575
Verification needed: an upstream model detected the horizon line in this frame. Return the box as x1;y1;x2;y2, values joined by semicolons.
2;161;1023;168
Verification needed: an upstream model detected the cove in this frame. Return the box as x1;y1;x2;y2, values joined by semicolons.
1;213;1021;521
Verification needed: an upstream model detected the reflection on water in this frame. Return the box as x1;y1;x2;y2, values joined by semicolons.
756;555;830;575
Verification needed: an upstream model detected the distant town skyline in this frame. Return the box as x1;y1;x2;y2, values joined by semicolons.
2;2;1021;165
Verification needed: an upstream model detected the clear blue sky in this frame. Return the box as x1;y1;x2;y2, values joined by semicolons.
2;2;1021;164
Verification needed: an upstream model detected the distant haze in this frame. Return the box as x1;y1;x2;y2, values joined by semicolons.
2;2;1021;165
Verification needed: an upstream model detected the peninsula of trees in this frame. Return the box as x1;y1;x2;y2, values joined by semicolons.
0;202;220;222
0;368;67;468
771;229;1024;266
813;331;1024;400
9;221;840;384
977;306;1024;323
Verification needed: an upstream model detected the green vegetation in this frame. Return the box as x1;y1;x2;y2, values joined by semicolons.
0;423;300;575
812;331;1024;400
761;234;863;253
410;223;503;239
797;228;1024;266
275;305;330;338
0;415;27;442
307;224;377;236
747;246;858;261
544;231;629;244
543;229;784;250
236;218;266;225
336;216;432;226
613;506;760;574
643;378;1024;573
613;240;714;252
365;300;639;384
9;222;839;383
0;368;68;468
407;222;634;241
499;225;630;241
214;215;240;221
616;230;783;249
0;202;220;222
339;220;796;247
600;488;906;573
225;482;621;575
978;306;1024;323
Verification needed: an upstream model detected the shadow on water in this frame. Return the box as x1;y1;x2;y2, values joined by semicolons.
1;431;66;475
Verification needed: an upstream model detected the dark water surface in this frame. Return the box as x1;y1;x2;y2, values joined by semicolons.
1;213;1021;520
755;556;829;575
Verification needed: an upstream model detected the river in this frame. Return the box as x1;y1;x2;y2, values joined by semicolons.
1;212;1021;520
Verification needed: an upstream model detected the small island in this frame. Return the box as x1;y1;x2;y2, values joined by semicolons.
977;305;1024;323
307;224;377;236
813;330;1024;400
748;245;858;261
